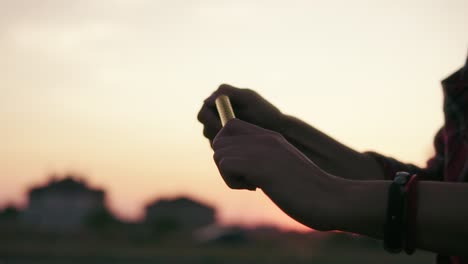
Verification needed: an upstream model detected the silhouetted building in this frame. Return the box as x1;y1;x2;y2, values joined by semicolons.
0;205;20;230
145;196;216;232
0;206;20;220
22;176;106;231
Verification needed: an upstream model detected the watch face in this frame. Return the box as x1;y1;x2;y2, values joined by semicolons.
394;176;407;185
394;172;410;185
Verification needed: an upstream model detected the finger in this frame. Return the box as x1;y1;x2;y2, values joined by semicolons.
217;157;257;191
203;127;218;143
214;119;273;141
198;104;223;142
212;134;273;150
198;111;222;140
203;84;241;105
204;84;253;107
213;146;248;166
197;103;220;126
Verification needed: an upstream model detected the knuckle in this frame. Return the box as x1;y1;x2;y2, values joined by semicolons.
241;88;255;95
203;95;215;105
218;84;246;97
197;103;213;121
242;88;260;100
203;127;215;140
218;121;234;134
218;83;234;93
264;132;284;144
263;132;279;140
203;127;209;137
273;134;286;144
212;151;221;163
225;178;243;190
197;109;205;122
225;181;237;189
270;130;283;138
212;137;223;149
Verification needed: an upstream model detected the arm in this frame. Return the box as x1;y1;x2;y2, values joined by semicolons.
198;85;385;181
274;124;464;255
278;127;454;255
213;119;466;257
281;116;445;182
280;115;385;180
330;178;468;257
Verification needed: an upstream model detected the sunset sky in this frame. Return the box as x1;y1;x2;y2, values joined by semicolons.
1;0;467;231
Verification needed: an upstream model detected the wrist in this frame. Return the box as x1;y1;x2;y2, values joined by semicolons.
332;179;388;239
311;174;350;231
351;153;387;180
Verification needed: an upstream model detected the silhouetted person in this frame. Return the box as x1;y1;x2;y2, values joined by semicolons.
198;55;468;263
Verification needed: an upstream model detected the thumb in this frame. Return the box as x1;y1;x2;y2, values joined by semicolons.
213;119;271;143
222;119;263;134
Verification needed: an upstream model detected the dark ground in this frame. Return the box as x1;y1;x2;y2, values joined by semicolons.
0;229;434;264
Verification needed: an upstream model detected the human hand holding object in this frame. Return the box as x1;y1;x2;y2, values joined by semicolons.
198;84;383;180
197;84;284;145
212;118;343;231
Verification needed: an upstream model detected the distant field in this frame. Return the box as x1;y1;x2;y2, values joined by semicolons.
0;231;434;264
0;249;434;264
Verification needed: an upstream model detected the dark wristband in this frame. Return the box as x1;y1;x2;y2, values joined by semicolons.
404;174;419;255
383;171;411;253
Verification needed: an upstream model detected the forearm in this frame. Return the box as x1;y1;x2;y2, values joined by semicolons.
280;115;384;180
332;179;468;256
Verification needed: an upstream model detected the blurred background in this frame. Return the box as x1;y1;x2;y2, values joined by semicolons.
1;0;467;263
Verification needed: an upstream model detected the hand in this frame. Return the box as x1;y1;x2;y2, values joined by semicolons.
212;118;343;231
197;84;383;181
197;84;284;146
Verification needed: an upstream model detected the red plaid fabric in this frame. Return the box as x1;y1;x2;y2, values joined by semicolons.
366;56;468;263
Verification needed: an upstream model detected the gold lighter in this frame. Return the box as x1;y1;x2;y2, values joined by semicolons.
215;95;236;127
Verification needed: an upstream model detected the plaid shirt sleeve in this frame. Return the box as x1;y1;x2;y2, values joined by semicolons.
364;127;445;181
364;54;468;182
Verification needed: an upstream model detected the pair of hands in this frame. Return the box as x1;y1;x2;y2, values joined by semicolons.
197;84;344;230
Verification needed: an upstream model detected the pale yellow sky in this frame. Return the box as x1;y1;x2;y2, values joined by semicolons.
1;0;467;230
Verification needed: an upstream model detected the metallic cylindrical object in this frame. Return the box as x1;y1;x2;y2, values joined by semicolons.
215;95;236;127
